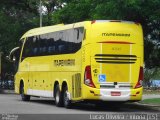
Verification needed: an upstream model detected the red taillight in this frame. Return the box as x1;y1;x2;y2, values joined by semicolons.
84;66;96;88
135;66;143;88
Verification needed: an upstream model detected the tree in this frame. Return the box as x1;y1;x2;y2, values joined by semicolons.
0;0;160;79
0;0;40;75
144;68;159;87
0;0;64;75
41;0;64;25
53;0;160;68
52;0;160;85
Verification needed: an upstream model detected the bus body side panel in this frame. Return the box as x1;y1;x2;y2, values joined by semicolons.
24;50;82;100
15;59;29;94
15;24;84;100
15;38;27;94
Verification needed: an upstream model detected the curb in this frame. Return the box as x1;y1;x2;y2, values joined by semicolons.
0;90;15;94
135;102;160;107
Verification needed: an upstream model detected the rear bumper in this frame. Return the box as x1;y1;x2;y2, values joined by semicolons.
82;85;143;101
100;89;130;101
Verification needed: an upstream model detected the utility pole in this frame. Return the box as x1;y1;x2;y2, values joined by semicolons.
0;52;1;77
0;52;2;90
40;0;42;27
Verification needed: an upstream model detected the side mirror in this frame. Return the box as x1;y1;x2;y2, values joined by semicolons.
8;47;20;62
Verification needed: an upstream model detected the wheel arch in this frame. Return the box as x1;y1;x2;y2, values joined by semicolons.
54;81;59;97
62;81;68;92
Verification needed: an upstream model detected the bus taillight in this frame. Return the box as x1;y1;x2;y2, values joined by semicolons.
135;66;143;88
84;66;96;88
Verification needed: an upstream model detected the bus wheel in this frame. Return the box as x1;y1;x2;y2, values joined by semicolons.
20;83;30;101
63;86;72;108
55;85;63;107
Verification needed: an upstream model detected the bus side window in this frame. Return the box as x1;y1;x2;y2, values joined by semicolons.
22;37;34;60
48;38;55;54
69;27;83;53
76;29;79;40
58;44;65;53
32;36;39;56
22;39;28;60
39;34;50;56
18;40;23;61
76;27;84;41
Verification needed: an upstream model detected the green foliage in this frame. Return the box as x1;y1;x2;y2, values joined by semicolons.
0;0;64;75
0;0;40;74
0;0;160;75
144;68;160;87
53;0;91;24
53;0;160;68
141;98;160;104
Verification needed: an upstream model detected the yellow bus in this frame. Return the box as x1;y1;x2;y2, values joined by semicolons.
13;20;143;108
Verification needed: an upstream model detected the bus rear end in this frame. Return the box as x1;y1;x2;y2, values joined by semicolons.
83;20;143;102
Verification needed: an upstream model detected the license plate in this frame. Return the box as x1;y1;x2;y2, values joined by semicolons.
111;91;121;96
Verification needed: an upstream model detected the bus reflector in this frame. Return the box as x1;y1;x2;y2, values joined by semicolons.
84;66;96;88
135;66;143;88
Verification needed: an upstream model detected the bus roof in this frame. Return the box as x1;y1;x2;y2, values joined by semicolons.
20;20;139;40
21;24;64;39
20;21;87;40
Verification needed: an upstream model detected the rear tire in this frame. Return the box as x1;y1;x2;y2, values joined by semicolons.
20;83;30;101
54;85;63;107
63;86;72;108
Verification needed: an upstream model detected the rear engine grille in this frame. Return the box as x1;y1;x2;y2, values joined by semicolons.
95;54;137;64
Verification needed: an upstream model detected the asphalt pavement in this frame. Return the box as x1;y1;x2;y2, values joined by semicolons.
0;92;160;114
